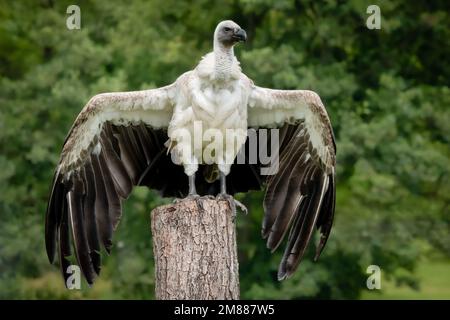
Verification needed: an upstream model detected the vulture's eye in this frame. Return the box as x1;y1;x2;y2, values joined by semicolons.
224;27;231;32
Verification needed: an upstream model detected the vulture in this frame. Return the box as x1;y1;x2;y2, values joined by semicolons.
45;20;336;285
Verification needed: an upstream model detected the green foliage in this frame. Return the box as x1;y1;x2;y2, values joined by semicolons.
0;0;449;299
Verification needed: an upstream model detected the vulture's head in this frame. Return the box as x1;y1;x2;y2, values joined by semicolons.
214;20;247;47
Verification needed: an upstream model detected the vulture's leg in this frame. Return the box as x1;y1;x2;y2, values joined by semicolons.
188;174;197;196
173;173;201;208
220;171;227;195
217;171;248;217
186;173;206;211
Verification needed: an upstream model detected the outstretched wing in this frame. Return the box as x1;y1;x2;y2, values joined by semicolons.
248;85;336;280
46;84;180;285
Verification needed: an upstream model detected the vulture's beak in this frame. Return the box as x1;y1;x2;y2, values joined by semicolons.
233;28;247;42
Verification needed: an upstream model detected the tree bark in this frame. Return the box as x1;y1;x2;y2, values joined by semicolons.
151;197;240;300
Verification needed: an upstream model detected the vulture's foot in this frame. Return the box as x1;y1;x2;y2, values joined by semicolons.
216;193;248;220
173;194;205;211
173;195;197;203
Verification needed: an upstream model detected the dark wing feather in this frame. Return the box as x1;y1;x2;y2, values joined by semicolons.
261;122;335;280
58;191;72;286
113;125;144;184
45;171;64;263
82;162;102;275
91;153;113;253
99;130;133;198
67;173;97;284
314;171;335;260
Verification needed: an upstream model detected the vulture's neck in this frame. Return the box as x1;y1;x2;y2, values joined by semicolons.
213;41;235;80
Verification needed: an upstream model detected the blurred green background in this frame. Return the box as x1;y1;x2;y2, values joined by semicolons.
0;0;449;299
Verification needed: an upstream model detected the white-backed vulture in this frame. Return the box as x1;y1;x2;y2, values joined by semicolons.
46;20;336;284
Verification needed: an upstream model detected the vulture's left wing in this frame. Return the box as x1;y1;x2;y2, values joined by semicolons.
248;85;336;280
46;85;179;285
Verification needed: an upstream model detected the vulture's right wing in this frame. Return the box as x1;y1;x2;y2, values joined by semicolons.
46;83;182;285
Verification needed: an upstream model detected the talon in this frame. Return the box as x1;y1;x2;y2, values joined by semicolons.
195;197;204;212
174;194;200;203
216;193;248;218
233;198;248;215
216;193;229;201
184;194;203;211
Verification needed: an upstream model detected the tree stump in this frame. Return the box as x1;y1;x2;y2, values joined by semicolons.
151;197;240;300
